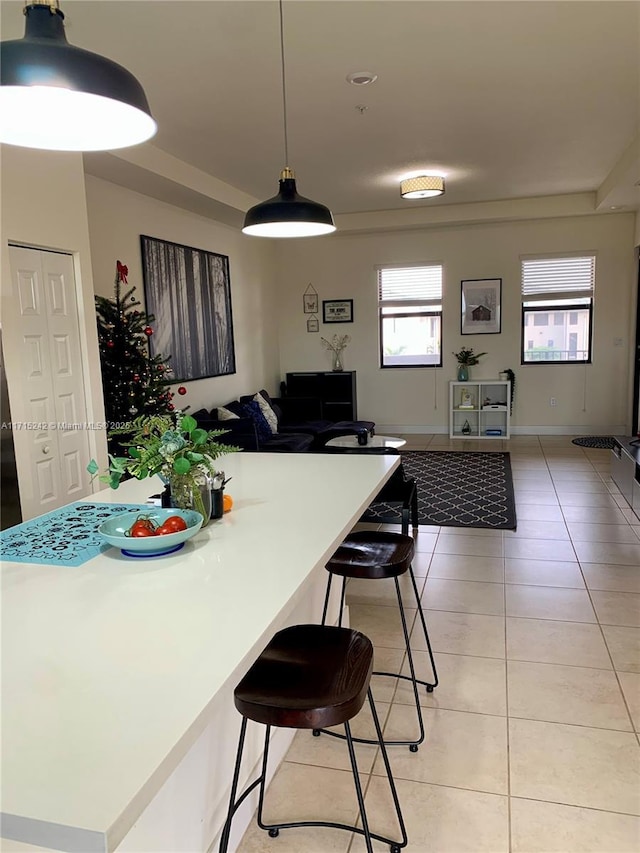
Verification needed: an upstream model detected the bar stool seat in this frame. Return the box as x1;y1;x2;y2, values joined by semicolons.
319;530;439;752
218;624;407;853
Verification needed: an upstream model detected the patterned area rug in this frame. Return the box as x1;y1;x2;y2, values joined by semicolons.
571;436;617;449
363;450;517;530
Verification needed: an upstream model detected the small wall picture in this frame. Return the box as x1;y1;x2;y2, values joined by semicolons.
461;278;501;335
306;316;319;333
323;299;353;323
303;289;319;314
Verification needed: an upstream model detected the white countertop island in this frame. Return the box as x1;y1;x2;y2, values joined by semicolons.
1;451;398;852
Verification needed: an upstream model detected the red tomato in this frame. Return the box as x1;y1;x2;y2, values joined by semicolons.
130;525;157;537
157;515;188;535
128;517;157;537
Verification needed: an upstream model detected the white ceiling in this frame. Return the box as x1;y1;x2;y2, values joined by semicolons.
2;0;639;224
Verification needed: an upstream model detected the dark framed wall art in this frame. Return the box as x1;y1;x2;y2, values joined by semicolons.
461;278;502;335
140;235;236;382
322;299;353;323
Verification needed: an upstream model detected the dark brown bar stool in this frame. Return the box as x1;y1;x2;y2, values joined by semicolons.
218;624;407;853
318;530;439;751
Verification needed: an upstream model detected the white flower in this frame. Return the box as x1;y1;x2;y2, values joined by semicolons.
321;334;350;354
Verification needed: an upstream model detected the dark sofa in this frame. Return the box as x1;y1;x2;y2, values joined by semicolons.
192;389;374;453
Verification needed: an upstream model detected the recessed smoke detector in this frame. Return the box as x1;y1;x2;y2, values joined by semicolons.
347;71;378;86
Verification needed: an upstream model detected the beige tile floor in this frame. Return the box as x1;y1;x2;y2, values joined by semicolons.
237;436;640;852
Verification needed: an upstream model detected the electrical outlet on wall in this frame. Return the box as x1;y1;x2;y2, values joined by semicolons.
550;397;557;407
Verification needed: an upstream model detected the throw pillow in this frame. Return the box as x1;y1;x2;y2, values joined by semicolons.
253;392;279;433
241;401;273;442
216;406;239;421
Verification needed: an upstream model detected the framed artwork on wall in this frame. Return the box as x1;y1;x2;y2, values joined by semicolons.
461;278;502;335
303;284;319;314
140;235;236;382
323;299;353;323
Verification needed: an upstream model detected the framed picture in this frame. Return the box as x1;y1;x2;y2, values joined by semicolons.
140;235;236;382
461;278;502;335
306;316;319;333
303;291;318;314
323;299;353;324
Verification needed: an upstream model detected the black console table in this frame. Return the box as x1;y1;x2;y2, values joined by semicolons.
285;371;358;421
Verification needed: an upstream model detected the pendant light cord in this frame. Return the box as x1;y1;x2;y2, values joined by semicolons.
278;0;290;168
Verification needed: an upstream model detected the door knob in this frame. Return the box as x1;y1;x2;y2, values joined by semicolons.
42;445;51;454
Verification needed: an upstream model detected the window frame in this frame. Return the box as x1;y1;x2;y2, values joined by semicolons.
520;254;595;366
521;301;593;365
377;263;443;370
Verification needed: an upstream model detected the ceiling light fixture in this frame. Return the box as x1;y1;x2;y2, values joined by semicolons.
346;71;378;86
400;175;445;199
242;0;335;238
0;0;156;151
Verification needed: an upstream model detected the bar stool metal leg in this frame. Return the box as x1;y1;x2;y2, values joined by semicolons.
409;564;439;692
317;574;425;750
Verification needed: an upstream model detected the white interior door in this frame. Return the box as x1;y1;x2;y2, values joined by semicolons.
7;246;91;520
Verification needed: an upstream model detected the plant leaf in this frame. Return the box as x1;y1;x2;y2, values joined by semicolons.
181;415;197;434
173;457;191;474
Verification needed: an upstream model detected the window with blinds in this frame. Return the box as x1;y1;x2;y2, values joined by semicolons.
377;264;443;367
521;255;595;364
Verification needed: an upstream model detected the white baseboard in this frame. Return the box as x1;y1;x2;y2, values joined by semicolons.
378;425;627;437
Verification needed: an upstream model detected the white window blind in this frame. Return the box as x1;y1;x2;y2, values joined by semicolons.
378;265;442;305
521;256;595;302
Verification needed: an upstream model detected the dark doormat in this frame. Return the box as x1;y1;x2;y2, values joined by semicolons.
571;436;617;449
362;450;517;530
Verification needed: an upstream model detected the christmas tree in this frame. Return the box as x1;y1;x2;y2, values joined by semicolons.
95;261;174;444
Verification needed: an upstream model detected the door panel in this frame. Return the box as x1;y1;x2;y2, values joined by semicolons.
7;246;91;520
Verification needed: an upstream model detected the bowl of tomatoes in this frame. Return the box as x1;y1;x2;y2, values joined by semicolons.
98;508;204;557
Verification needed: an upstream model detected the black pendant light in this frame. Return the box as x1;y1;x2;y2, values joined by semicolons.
242;0;335;238
0;1;157;151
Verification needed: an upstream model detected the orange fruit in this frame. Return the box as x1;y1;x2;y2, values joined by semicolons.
223;493;233;513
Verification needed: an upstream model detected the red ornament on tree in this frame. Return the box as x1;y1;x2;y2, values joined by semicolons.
144;326;153;336
177;386;187;396
106;341;114;348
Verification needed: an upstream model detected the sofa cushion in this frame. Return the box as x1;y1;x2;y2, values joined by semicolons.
221;400;245;418
262;432;314;452
253;392;279;432
241;400;273;442
216;405;240;420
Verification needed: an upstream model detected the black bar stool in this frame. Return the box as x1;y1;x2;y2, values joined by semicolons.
218;624;407;853
318;530;439;751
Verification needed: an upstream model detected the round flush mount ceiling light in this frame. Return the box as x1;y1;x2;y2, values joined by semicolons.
346;71;378;86
400;175;445;199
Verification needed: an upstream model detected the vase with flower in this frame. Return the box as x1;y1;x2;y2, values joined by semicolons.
321;334;351;372
452;346;487;381
88;412;239;526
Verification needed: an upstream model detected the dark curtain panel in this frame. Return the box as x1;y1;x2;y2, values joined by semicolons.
140;235;236;382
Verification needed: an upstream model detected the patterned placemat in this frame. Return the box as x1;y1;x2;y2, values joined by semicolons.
0;503;149;567
362;450;517;530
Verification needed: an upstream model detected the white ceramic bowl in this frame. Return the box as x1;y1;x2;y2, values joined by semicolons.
98;508;203;557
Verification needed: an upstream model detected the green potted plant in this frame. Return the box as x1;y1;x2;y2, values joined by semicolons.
88;412;239;524
452;347;487;381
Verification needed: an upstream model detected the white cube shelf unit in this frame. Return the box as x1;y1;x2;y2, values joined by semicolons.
449;380;511;439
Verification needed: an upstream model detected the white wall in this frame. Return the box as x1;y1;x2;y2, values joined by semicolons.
84;176;280;413
276;213;637;434
0;146;108;472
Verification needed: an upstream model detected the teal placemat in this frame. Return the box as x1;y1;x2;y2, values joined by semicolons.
0;503;149;566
